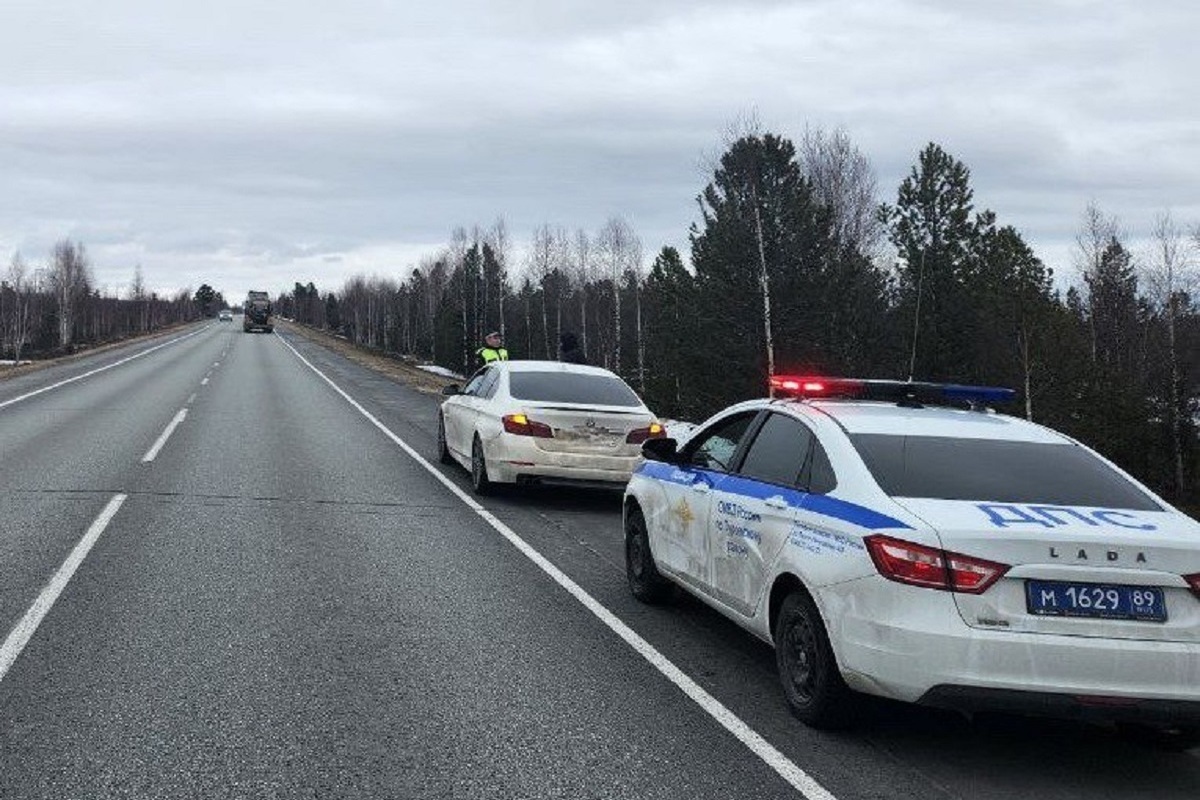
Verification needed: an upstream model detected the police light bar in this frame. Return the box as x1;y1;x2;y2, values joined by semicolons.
769;376;1016;407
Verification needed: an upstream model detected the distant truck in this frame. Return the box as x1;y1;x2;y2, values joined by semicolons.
243;291;274;333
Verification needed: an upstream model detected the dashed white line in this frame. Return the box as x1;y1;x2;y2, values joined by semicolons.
201;377;209;386
0;327;210;412
0;494;128;684
276;334;839;800
187;393;197;405
141;408;188;463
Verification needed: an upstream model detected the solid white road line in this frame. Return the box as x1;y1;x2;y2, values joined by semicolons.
0;494;128;684
0;326;210;412
141;408;188;463
276;334;839;800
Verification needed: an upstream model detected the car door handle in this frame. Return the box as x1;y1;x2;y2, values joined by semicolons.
691;483;711;495
765;495;789;510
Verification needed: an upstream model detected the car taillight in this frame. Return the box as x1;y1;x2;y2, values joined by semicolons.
502;414;553;438
1185;573;1200;601
864;535;1009;594
626;422;665;444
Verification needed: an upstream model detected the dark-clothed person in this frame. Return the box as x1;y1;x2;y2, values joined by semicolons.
559;332;586;364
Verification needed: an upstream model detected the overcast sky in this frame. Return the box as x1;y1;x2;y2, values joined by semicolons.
2;1;1197;301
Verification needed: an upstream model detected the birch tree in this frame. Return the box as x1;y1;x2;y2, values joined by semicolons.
1149;211;1196;495
800;125;884;260
572;229;592;360
1074;204;1122;363
3;254;33;365
50;239;91;348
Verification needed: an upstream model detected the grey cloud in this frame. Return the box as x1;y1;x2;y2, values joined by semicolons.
2;1;1198;300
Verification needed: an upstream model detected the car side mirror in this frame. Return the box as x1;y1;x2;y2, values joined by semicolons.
442;384;461;396
641;437;680;463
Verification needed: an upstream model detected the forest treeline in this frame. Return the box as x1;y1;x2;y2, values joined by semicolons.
0;242;220;361
275;131;1199;510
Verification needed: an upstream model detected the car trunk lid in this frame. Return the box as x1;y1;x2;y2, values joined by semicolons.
892;498;1200;643
519;404;652;455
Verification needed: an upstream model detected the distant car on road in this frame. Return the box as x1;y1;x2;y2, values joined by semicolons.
624;376;1200;748
438;360;663;494
218;309;233;321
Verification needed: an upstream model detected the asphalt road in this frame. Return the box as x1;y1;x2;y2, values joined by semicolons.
0;321;1196;799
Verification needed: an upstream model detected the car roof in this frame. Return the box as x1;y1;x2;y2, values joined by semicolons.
780;399;1071;444
498;360;622;378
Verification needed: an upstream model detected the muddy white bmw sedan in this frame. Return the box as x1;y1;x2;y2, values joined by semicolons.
437;360;663;493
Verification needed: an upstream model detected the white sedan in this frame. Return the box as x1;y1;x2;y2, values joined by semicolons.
438;360;663;494
624;377;1200;748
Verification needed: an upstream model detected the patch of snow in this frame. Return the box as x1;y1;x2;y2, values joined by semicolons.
0;360;32;366
418;364;462;380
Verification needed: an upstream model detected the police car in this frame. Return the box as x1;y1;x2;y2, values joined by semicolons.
623;377;1200;745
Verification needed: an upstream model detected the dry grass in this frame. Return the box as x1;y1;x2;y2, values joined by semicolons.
278;320;455;395
0;322;195;382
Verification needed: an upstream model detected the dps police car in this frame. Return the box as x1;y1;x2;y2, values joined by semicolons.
623;377;1200;746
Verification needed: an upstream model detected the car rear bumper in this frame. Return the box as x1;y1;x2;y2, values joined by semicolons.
484;435;638;486
821;576;1200;712
917;685;1200;725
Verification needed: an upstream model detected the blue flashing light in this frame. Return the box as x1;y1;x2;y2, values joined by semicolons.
940;384;1017;405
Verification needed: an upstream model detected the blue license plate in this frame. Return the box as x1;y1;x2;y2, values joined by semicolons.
1026;580;1167;622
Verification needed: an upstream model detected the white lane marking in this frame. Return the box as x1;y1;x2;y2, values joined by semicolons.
141;408;188;463
213;362;220;367
276;334;839;800
201;378;209;386
0;327;210;412
0;494;128;684
187;393;197;405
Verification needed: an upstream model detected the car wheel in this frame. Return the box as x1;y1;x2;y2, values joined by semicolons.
774;590;856;729
1117;722;1200;752
471;435;492;495
437;414;455;465
625;506;672;603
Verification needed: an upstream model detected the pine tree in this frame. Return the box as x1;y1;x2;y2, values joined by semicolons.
881;143;986;381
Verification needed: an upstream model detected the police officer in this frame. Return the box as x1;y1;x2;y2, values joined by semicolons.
477;331;508;365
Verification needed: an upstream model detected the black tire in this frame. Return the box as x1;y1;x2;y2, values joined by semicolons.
774;591;856;729
1117;722;1200;753
470;435;492;495
437;415;455;465
265;326;274;333
625;506;672;603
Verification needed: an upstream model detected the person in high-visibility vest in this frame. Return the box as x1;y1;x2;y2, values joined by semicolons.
477;331;508;365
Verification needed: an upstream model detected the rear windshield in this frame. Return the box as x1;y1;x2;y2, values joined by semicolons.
508;371;642;407
850;434;1161;510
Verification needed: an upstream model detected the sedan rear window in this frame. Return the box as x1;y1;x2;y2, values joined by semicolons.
508;371;642;407
850;434;1161;510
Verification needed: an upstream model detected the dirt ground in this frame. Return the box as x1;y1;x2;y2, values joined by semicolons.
277;320;456;395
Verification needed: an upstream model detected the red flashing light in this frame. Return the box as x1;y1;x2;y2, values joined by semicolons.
864;535;1009;594
769;375;863;398
502;414;554;438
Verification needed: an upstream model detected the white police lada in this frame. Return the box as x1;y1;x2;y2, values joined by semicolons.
623;377;1200;746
